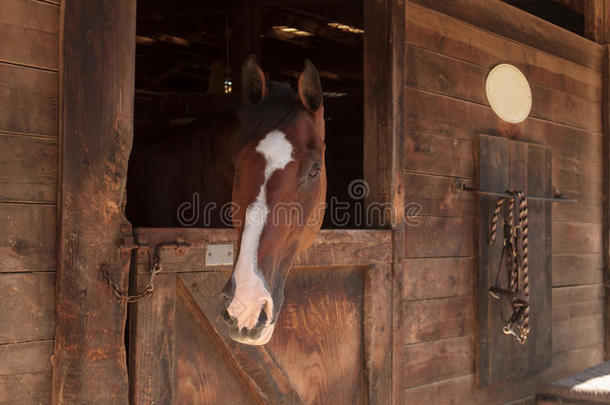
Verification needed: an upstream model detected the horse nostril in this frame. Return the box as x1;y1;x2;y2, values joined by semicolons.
221;292;231;303
257;308;268;325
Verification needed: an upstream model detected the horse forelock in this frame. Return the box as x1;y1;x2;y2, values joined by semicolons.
241;81;304;143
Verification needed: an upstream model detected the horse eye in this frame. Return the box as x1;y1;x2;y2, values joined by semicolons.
308;163;320;178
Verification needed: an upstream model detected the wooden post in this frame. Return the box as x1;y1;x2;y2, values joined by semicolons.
230;0;262;93
52;0;136;403
603;45;610;361
363;0;405;227
585;0;610;43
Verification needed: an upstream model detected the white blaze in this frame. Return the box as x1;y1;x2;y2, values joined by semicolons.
227;130;293;333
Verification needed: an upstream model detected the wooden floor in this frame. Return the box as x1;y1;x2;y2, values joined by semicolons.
0;0;60;403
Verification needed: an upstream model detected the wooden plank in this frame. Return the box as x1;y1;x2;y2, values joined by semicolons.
266;267;366;404
527;144;553;375
0;64;58;137
364;0;406;225
133;229;392;273
403;172;473;218
0;340;53;404
406;1;602;97
392;225;405;405
404;87;603;164
53;0;136;403
553;313;604;354
404;216;474;258
402;344;604;405
129;273;176;405
584;0;610;43
363;0;390;215
404;129;473;178
552;284;605;321
402;257;473;300
552;254;603;286
0;134;57;202
553;157;602;196
173;279;258;405
0;273;55;343
0;204;56;272
408;0;603;72
402;336;473;389
552;222;602;254
401;296;474;344
0;0;59;70
405;45;602;133
364;264;392;405
603;44;610;363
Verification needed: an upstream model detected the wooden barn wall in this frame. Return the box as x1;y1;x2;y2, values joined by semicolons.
397;2;605;404
0;0;60;403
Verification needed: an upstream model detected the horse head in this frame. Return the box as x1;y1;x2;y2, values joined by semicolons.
221;56;326;345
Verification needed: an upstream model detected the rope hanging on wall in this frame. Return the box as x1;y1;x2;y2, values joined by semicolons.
488;191;530;344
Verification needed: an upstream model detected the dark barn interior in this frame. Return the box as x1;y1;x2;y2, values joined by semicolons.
128;0;364;228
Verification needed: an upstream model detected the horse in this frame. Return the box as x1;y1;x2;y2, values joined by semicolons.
127;56;327;345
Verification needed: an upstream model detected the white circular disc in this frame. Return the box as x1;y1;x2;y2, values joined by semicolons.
485;64;532;123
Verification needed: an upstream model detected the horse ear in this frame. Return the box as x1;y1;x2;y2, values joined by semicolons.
298;59;323;113
241;55;267;105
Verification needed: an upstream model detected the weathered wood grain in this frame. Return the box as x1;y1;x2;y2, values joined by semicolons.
364;263;392;405
552;222;602;254
404;216;474;258
403;172;473;218
363;0;405;225
0;134;57;203
402;335;473;389
268;267;366;405
408;0;603;72
53;0;136;403
602;44;610;362
402;257;473;300
174;280;258;405
0;340;53;404
404;129;473;178
402;344;604;405
404;87;602;164
180;272;305;404
553;313;604;354
0;0;59;70
0;273;55;343
133;228;392;273
0;204;56;272
552;284;605;321
401;296;474;344
474;135;552;386
129;273;176;405
406;1;602;98
0;64;58;137
405;44;602;132
552;254;603;286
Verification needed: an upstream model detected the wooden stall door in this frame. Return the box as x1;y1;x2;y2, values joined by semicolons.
129;228;392;405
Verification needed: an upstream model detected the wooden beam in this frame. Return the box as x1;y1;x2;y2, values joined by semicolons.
52;0;136;403
603;45;610;361
363;0;405;226
263;8;362;47
409;0;603;72
584;0;610;43
552;0;585;14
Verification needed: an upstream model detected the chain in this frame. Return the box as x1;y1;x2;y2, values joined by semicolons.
103;242;189;303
